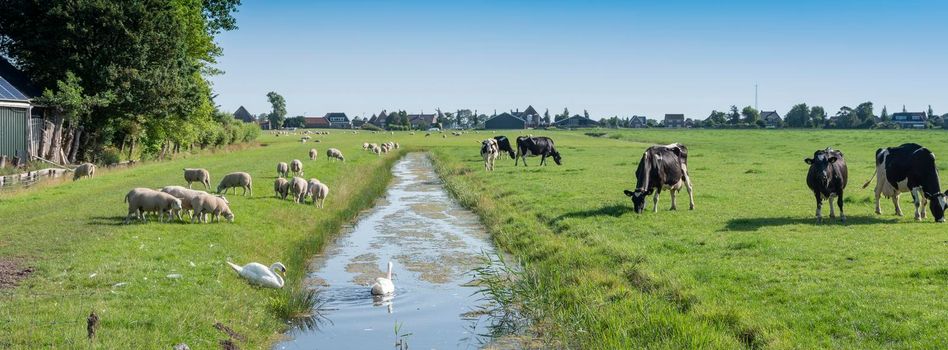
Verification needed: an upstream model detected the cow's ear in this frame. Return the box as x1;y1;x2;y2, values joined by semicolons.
804;158;813;164
828;157;837;163
623;190;635;197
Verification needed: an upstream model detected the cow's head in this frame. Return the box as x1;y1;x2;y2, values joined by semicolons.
926;191;947;222
804;149;838;181
623;188;652;213
551;150;562;165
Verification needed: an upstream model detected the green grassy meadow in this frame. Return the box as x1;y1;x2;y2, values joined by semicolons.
1;129;946;349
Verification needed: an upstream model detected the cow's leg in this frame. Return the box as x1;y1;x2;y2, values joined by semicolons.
187;181;192;189
828;193;837;218
912;188;922;220
837;191;845;223
873;188;882;215
892;193;903;216
815;193;823;223
920;195;928;219
652;190;661;213
683;173;695;210
669;189;678;210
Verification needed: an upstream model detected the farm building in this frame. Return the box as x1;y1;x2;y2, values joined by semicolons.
512;105;541;127
891;112;927;129
761;111;782;128
407;113;437;129
303;116;331;128
0;59;39;162
554;115;600;128
484;113;525;130
630;116;647;128
664;114;686;128
233;106;254;123
325;112;352;128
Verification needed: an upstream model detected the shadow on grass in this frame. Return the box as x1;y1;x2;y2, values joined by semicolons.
88;216;129;226
724;215;898;232
551;204;629;224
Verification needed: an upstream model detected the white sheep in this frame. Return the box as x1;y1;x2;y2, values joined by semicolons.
289;177;308;203
274;178;289;200
160;185;228;220
190;194;234;223
183;168;211;190
362;142;370;150
290;159;304;176
309;148;318;161
73;163;96;181
276;162;289;178
380;143;390;154
308;179;329;208
124;188;182;224
217;172;253;197
326;148;345;162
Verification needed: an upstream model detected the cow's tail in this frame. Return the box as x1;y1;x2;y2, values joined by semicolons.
862;171;876;189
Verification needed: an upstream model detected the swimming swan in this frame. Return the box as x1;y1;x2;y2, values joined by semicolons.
371;261;395;295
227;261;286;289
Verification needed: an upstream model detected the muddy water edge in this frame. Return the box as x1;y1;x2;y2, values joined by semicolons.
274;152;524;349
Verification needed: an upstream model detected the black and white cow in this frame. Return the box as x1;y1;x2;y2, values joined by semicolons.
623;143;695;213
480;138;500;171
861;143;946;222
493;136;516;160
515;136;561;166
805;148;848;223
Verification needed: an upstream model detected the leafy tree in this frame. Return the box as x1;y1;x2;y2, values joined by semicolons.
880;106;890;122
385;112;397;128
727;105;741;124
284;116;306;128
835;106;856;129
555;108;569;122
784;103;810;128
928;105;935;118
741;106;760;124
266;91;287;129
809;106;826;128
706;110;727;127
584;109;590;119
543;109;551;125
36;72;113;163
853;102;876;128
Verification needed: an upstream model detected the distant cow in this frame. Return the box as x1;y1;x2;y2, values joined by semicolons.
623;143;695;213
493;136;516;159
862;143;946;222
515;136;561;166
805;148;848;223
480;138;500;171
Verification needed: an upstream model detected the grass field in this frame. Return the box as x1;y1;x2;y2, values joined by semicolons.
1;129;946;349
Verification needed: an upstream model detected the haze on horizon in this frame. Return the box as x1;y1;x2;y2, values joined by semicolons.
210;0;948;120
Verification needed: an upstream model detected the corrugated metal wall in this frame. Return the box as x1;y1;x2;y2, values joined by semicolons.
0;107;28;158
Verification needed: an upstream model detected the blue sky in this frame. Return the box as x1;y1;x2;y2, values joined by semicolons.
209;0;948;120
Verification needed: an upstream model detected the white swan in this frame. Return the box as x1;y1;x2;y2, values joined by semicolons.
371;261;395;295
226;261;286;289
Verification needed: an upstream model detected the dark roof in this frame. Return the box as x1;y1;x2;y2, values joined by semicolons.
761;111;781;120
324;112;349;121
664;114;685;120
522;105;539;116
234;106;254;123
486;112;524;123
892;112;926;120
554;115;600;126
408;114;437;125
0;58;38;102
304;116;330;127
631;116;647;123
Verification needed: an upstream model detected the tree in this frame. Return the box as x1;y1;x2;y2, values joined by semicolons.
880;106;890;122
784;103;810;128
835;106;856;129
266;91;287;129
705;110;727;127
384;112;397;129
584;109;590;119
727;105;741;124
928;105;935;119
853;102;876;128
741;106;760;125
457;109;472;128
284;116;306;128
555;108;569;122
809;106;826;128
36;72;112;163
543;109;551;125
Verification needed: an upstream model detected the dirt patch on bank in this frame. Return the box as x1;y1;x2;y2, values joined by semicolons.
0;259;34;289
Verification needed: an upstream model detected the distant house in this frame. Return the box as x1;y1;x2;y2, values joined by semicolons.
512;105;541;128
324;112;351;128
0;58;41;161
554;115;600;128
761;111;782;128
259;119;271;130
233;106;254;123
370;110;387;128
351;118;365;128
664;114;685;128
891;112;927;129
303;116;331;128
484;113;525;130
629;116;647;128
407;113;437;129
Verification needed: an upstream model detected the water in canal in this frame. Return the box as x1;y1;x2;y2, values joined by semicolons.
275;153;506;350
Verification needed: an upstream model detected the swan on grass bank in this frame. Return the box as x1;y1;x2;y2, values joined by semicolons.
371;261;395;295
227;261;286;289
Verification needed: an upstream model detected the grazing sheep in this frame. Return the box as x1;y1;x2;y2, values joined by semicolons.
124;188;182;224
362;142;370;150
277;162;289;178
73;163;96;181
372;146;381;156
309;148;318;161
160;186;228;221
394;142;400;150
290;159;304;176
326;148;345;162
217;172;253;196
289;177;308;203
308;179;329;208
183;168;211;189
274;178;289;199
381;143;390;154
190;194;234;223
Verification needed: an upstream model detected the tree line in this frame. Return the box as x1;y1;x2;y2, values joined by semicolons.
0;0;255;165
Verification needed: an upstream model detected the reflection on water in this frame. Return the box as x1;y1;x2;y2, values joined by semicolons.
275;153;509;350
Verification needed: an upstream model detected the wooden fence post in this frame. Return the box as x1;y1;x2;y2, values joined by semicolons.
0;155;6;169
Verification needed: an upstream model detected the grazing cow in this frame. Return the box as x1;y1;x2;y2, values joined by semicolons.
862;143;946;222
805;148;848;223
515;136;562;166
480;139;500;171
623;143;695;213
493;136;516;160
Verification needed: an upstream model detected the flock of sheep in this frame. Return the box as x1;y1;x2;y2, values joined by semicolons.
122;169;247;224
273;148;337;207
362;141;400;156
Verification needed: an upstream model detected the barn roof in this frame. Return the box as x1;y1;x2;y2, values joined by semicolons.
0;58;38;102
